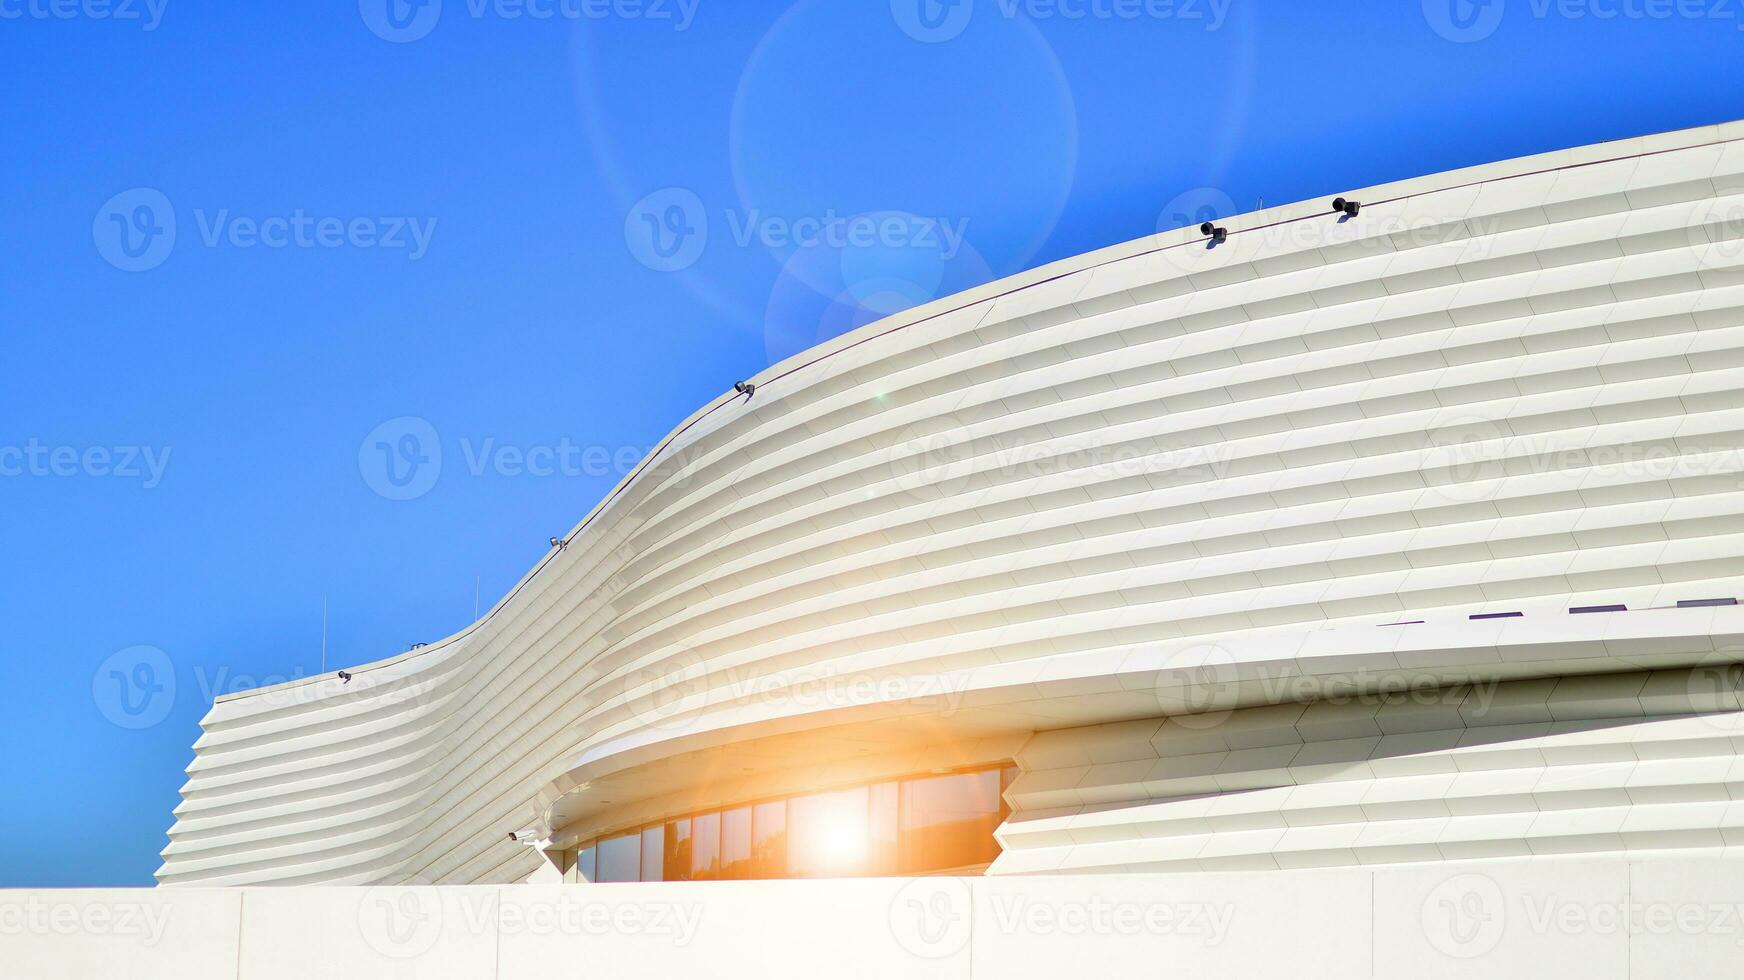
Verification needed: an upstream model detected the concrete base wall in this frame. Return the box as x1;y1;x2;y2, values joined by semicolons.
9;858;1744;977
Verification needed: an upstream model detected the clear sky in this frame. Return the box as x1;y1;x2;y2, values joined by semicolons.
3;0;1742;887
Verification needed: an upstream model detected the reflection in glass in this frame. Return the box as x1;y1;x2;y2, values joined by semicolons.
597;833;639;883
789;786;869;877
720;806;752;879
900;769;1001;872
691;811;721;880
663;818;692;882
640;826;664;882
751;800;786;878
576;845;596;883
869;781;899;876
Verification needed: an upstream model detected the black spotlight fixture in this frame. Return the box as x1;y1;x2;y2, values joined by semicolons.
1332;197;1361;217
550;536;567;551
1198;221;1228;243
734;380;756;398
337;670;352;684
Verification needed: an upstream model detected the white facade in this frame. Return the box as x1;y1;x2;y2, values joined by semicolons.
161;120;1744;887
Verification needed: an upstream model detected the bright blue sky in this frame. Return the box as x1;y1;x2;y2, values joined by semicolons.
2;0;1740;887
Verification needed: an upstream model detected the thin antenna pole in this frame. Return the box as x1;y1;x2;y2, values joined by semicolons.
321;595;328;674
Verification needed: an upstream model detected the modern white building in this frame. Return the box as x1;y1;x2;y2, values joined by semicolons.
157;119;1744;895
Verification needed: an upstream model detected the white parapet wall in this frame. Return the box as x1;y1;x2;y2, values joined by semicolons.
8;859;1744;978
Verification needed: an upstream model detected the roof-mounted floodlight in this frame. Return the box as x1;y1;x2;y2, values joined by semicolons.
1332;198;1361;217
1198;222;1228;242
734;381;756;398
337;670;352;683
550;536;567;551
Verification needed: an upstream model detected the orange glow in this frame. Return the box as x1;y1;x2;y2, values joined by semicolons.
789;788;869;875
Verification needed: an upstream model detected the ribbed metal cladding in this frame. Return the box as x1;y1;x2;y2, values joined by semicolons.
162;121;1744;886
997;667;1744;874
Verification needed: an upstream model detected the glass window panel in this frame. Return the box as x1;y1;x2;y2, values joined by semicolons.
869;782;899;876
691;811;721;880
640;826;664;882
720;806;752;879
597;834;639;883
583;764;1009;882
788;786;870;878
899;770;1001;873
663;819;692;882
751;800;787;879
